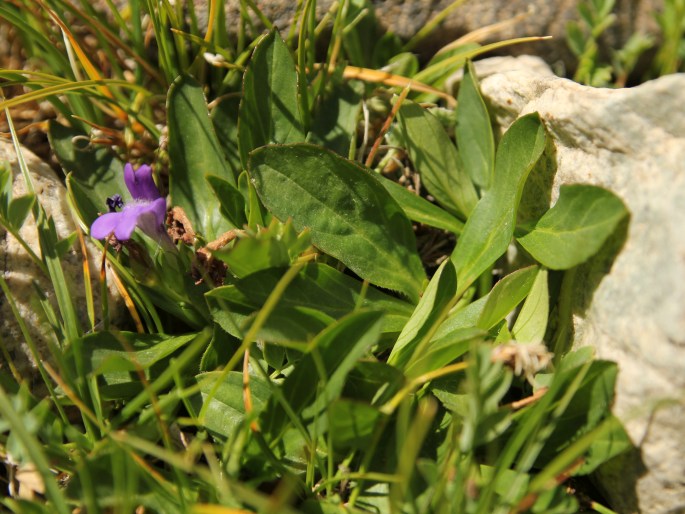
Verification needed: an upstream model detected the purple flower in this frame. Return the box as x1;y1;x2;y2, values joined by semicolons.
91;163;167;241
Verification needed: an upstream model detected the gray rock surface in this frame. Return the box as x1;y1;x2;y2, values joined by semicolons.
98;1;663;73
221;0;663;68
475;61;685;513
0;140;121;382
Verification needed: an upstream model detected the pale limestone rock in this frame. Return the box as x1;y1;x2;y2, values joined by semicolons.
477;63;685;513
0;140;122;382
446;55;555;92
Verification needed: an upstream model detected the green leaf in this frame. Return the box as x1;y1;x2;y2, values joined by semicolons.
193;371;271;440
7;194;35;228
38;214;80;340
476;265;539;330
260;310;383;440
63;449;187;512
380;176;464;234
384;51;419;77
327;399;383;450
456;61;495;190
516;184;629;270
216;236;288;278
78;332;196;375
238;30;304;168
431;384;467;414
212;218;310;278
112;329;212;424
307;80;363;157
493;320;513;343
54;232;78;259
397;99;478;218
534;360;624;469
211;95;242;178
576;415;632;474
529;484;579;513
341;0;380;67
199;324;240;372
566;22;586;57
249;143;426;301
460;345;513;452
48;121;126;224
65;175;98;228
433;295;489;338
0;161;11;210
240;170;266;230
207;263;412;336
477;351;595;511
344;361;405;406
209;300;332;345
305;312;385;416
412;42;481;96
167;74;235;241
387;259;457;370
263;343;286;370
67;331;197;399
206;174;247;228
451;113;546;295
512;268;549;343
406;327;485;378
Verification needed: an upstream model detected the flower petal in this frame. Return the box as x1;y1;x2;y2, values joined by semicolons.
123;163;135;193
135;198;167;239
114;204;147;240
90;212;122;239
124;163;160;201
150;197;167;225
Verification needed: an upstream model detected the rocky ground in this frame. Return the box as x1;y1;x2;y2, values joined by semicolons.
1;2;683;512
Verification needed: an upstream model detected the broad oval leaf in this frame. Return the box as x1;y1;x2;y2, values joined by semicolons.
167;74;236;241
193;371;271;440
238;30;304;168
516;184;629;269
451;113;546;295
397;99;478;218
248;143;426;301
